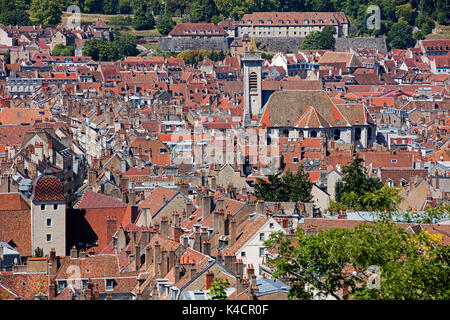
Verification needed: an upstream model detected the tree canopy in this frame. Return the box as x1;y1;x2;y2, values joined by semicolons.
254;167;313;203
300;26;336;50
265;220;449;300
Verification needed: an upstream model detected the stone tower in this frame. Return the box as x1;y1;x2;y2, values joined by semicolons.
242;37;263;127
31;168;66;257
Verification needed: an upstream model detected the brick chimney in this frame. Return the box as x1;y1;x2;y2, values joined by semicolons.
174;259;181;283
205;271;214;290
48;248;57;276
145;244;152;270
48;280;56;300
161;250;168;276
79;249;87;258
106;216;117;243
135;244;141;271
173;224;183;243
230;218;236;246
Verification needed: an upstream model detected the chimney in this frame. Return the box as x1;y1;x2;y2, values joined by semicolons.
205;271;214;290
230;218;236;246
48;280;56;300
179;183;189;196
145;245;152;270
160;216;169;238
182;235;189;248
186;201;194;217
106;216;117;243
236;259;244;279
257;200;265;214
70;246;77;259
174;259;181;283
168;250;175;272
79;249;87;258
173;224;183;243
202;195;212;219
224;254;236;273
153;241;161;273
211;176;217;190
96;104;101;116
48;248;57;276
194;230;202;252
216;197;225;212
135;244;141;271
203;240;211;256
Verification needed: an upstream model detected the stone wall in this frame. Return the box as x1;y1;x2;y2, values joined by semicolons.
159;37;230;52
335;37;387;52
254;37;304;53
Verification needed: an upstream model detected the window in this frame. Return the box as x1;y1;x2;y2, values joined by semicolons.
259;233;264;241
290;145;295;153
41;204;45;210
81;279;88;291
293;157;299;163
391;159;397;163
53;204;58;210
241;251;246;257
46;234;52;242
259;247;265;256
105;278;114;291
46;218;52;227
282;144;288;152
269;223;274;229
57;280;67;293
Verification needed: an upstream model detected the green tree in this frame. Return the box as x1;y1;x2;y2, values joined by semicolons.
300;26;336;50
52;44;75;56
283;167;313;203
254;171;288;202
190;0;218;23
395;3;416;26
103;0;119;14
113;33;139;59
118;0;133;14
208;278;230;300
156;14;176;36
34;247;44;258
265;221;450;300
388;20;415;49
108;15;133;30
30;0;63;27
132;11;155;30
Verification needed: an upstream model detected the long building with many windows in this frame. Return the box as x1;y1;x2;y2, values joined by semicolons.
237;12;349;38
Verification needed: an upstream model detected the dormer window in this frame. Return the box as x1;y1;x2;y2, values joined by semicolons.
247;20;252;24
318;19;323;24
278;20;283;24
267;19;273;24
304;19;309;24
294;19;298;24
258;19;264;24
286;20;290;24
312;20;315;24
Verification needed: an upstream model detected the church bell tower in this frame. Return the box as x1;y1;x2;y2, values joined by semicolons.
243;36;263;127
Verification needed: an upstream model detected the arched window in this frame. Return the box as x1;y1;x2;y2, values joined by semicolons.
249;72;258;91
310;130;317;138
